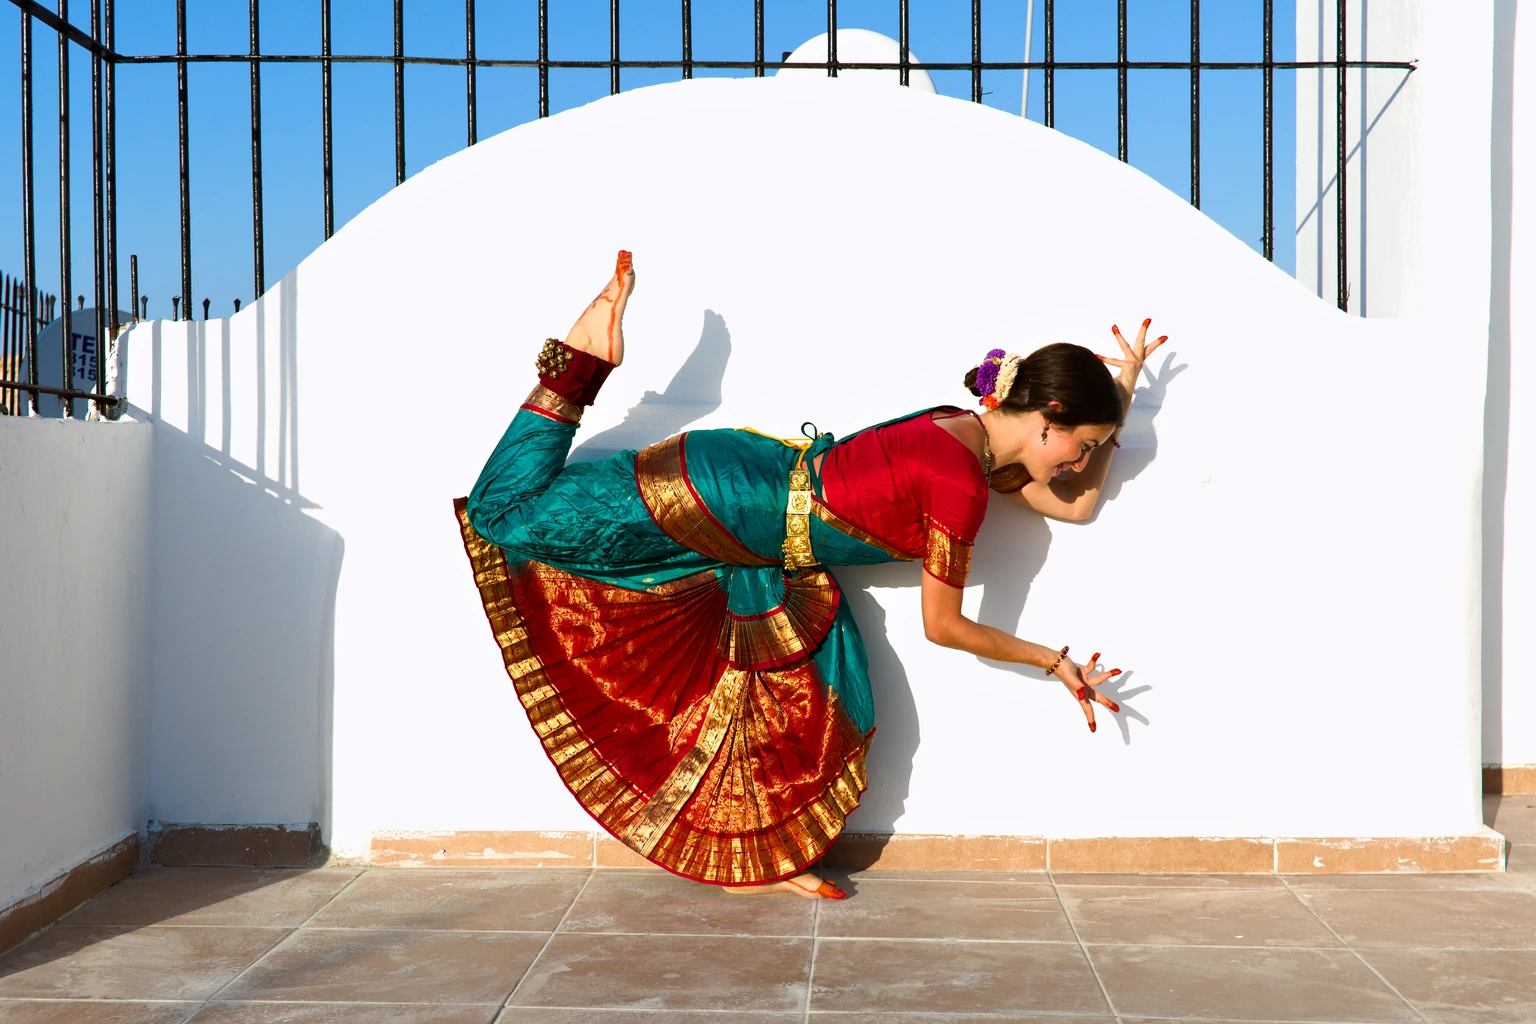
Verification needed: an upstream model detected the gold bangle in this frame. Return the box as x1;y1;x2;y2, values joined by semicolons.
1044;645;1069;676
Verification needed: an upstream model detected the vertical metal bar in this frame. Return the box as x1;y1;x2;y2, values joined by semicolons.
538;0;547;116
91;0;104;407
22;9;36;414
754;0;764;77
1117;0;1128;162
609;0;619;93
177;0;190;323
898;0;909;86
1043;0;1054;128
250;0;265;298
1336;0;1348;311
104;0;116;345
1190;0;1199;206
321;0;333;237
825;0;835;77
130;253;138;323
394;0;405;182
1263;0;1274;260
466;0;477;141
60;0;74;415
971;0;981;102
682;0;692;79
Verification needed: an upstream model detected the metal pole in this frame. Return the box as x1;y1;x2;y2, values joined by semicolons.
538;0;547;116
15;1;29;414
1043;0;1054;128
394;0;405;182
898;0;909;86
91;0;104;409
683;0;693;79
1263;0;1274;260
609;0;619;93
1336;0;1348;311
251;0;265;299
825;0;835;77
1190;0;1200;206
104;0;117;346
321;0;333;237
177;0;190;322
466;0;477;141
59;0;74;415
1021;0;1034;117
753;0;763;77
1117;0;1128;161
130;253;137;323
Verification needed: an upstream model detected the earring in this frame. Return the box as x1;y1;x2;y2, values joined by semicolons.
1040;426;1049;444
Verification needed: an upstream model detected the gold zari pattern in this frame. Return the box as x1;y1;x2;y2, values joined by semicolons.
635;435;776;567
923;517;973;588
520;384;583;424
782;466;819;569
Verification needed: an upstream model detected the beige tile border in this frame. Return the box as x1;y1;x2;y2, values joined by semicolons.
1485;764;1536;794
0;832;138;956
361;829;1507;875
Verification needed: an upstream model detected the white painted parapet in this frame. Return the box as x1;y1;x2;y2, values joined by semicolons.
116;76;1491;858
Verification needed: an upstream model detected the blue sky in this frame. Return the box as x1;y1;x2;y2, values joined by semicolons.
1;0;1298;320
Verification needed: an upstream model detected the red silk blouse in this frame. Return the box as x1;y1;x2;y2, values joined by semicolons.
818;409;991;588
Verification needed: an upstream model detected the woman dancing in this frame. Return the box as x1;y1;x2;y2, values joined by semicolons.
459;251;1165;899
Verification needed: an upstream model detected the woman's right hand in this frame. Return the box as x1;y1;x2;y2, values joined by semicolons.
1103;319;1168;410
1053;652;1121;733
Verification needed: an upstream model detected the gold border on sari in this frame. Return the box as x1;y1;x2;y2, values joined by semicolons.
810;497;916;561
923;517;973;589
716;569;840;670
635;434;776;567
520;384;583;425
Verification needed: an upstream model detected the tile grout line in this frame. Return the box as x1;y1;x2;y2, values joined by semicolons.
1045;869;1123;1024
500;865;595;1014
802;890;820;1024
1275;874;1432;1024
186;866;368;1020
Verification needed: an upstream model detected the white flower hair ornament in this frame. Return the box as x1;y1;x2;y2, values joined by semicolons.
973;349;1026;410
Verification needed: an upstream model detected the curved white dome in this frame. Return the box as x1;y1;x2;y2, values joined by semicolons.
776;28;937;94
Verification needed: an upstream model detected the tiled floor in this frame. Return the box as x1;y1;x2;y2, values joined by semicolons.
2;796;1533;1024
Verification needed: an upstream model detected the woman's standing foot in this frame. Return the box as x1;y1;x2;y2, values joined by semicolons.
564;250;635;366
722;872;847;899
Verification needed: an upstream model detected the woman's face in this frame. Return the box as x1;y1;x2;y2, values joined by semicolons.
1027;421;1119;481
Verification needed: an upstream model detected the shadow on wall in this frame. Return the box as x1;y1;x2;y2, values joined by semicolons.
569;309;732;463
127;283;342;841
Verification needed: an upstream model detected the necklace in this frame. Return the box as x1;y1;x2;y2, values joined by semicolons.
973;412;994;484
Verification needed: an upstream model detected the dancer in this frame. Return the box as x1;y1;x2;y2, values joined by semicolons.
459;251;1165;899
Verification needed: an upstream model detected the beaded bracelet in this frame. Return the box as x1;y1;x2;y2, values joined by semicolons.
1044;645;1070;676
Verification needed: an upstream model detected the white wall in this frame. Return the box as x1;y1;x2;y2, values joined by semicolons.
1488;0;1536;769
0;417;152;907
118;76;1490;855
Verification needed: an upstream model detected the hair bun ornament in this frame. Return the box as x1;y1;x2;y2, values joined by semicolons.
973;348;1024;410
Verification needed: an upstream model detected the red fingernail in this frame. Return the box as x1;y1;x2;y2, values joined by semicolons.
1110;668;1122;676
1108;701;1120;713
1143;318;1152;326
1158;335;1168;342
1096;353;1107;360
1112;325;1119;332
1076;687;1086;701
1089;721;1097;733
1090;652;1101;663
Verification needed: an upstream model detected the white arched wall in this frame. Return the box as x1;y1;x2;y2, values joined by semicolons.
118;76;1498;869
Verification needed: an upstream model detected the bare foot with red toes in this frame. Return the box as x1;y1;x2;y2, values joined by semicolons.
723;873;848;900
563;250;635;366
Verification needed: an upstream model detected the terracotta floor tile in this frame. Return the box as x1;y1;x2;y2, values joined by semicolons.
1049;873;1283;888
219;928;547;1004
1059;885;1342;948
1088;944;1420;1022
306;870;584;932
808;938;1108;1015
63;868;361;928
0;1001;198;1024
558;871;814;936
188;1003;500;1023
1360;948;1536;1023
817;880;1074;942
1298;889;1536;948
496;1011;801;1023
507;933;811;1012
0;926;285;1001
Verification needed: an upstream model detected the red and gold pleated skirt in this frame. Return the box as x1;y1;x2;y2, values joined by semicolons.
454;499;870;886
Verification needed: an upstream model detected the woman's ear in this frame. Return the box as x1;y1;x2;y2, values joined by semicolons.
1046;400;1065;413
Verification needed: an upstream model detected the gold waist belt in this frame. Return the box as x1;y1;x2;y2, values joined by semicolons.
782;462;820;570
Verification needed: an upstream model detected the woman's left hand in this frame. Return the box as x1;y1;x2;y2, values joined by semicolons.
1055;652;1121;733
1104;319;1168;408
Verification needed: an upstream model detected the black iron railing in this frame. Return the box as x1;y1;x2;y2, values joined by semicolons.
5;0;1415;418
0;270;55;415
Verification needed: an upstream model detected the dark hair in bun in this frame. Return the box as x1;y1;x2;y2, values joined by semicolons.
963;342;1122;426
